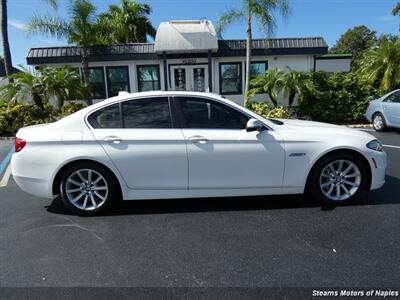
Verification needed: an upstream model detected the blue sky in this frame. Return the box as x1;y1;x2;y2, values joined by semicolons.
3;0;399;66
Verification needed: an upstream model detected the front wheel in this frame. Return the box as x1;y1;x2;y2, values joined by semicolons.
308;154;368;205
59;162;119;215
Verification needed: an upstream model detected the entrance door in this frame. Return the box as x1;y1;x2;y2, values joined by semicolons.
171;65;208;92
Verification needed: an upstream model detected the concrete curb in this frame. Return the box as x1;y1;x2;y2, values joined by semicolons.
345;124;373;129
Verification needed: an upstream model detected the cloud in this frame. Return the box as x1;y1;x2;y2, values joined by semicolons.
8;20;27;30
378;15;397;22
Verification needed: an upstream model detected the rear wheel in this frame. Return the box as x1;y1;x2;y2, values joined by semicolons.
372;113;386;132
308;153;367;205
59;162;119;215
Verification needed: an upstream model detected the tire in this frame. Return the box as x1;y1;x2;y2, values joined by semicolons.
307;153;368;205
372;113;387;132
59;162;120;215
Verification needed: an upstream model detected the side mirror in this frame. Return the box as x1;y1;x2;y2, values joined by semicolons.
246;118;265;132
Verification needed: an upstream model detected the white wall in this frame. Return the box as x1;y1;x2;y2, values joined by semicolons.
315;58;351;73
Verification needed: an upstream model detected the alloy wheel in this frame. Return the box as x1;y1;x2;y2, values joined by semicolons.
65;169;109;210
319;159;361;201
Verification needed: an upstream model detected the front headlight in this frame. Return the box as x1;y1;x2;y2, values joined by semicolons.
366;139;383;152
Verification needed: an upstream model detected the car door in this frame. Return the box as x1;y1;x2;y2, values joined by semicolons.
174;96;285;189
88;97;188;189
382;91;400;127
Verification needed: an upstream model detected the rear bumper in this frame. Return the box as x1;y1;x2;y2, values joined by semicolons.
11;154;54;199
12;175;53;199
366;151;387;190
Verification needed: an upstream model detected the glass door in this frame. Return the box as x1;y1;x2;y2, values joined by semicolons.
171;65;209;92
173;67;186;91
192;67;206;92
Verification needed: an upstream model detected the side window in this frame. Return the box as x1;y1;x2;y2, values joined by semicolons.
88;103;121;129
122;97;172;128
385;91;400;103
178;97;249;129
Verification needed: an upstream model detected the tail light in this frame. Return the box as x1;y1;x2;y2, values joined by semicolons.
367;101;371;109
15;137;26;153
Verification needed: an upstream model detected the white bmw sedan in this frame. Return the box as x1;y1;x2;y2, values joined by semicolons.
11;91;386;215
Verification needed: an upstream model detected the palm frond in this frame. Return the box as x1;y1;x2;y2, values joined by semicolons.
250;0;290;36
43;0;58;10
27;13;69;39
216;9;245;37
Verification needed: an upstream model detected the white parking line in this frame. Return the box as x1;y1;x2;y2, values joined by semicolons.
383;144;400;149
0;163;11;187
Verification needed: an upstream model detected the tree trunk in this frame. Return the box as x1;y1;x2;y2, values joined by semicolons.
32;92;44;110
57;97;64;112
244;12;252;108
268;92;277;107
1;0;13;79
81;45;93;105
288;90;296;107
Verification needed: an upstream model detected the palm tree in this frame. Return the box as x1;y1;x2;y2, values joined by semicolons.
41;66;87;111
248;68;284;107
1;0;57;78
360;36;400;92
216;0;290;106
0;66;46;109
1;0;12;77
28;0;99;105
281;69;308;107
97;0;156;44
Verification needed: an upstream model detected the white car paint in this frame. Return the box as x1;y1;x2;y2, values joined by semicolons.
11;91;386;202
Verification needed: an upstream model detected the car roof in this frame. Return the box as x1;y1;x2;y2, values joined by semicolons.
105;90;224;102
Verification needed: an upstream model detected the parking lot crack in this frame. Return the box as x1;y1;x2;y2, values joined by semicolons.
24;216;103;241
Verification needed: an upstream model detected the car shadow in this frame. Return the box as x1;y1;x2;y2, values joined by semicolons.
45;175;400;216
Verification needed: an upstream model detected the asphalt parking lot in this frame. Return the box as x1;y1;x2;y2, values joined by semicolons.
0;130;399;290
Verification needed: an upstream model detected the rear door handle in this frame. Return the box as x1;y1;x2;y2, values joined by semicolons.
188;136;208;144
103;136;123;144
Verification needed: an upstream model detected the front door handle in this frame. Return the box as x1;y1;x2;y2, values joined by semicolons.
103;136;123;144
188;136;208;144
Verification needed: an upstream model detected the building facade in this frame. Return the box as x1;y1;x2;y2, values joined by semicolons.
26;20;350;105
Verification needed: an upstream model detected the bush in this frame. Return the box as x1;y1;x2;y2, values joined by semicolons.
59;102;87;118
246;101;271;118
297;71;376;123
267;106;289;119
0;103;55;135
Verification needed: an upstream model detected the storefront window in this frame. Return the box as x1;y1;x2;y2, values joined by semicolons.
106;66;130;97
219;62;242;95
250;62;268;78
88;67;106;99
137;65;160;92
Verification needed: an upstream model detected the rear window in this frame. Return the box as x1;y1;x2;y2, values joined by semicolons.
87;103;122;128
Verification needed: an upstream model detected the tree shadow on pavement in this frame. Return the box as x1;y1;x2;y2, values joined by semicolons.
46;175;400;216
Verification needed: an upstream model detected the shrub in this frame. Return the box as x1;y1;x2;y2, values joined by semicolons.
59;102;87;118
0;103;55;135
297;71;376;123
267;106;290;119
246;101;271;118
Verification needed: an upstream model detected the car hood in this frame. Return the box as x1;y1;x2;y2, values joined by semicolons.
275;119;374;140
278;119;343;129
